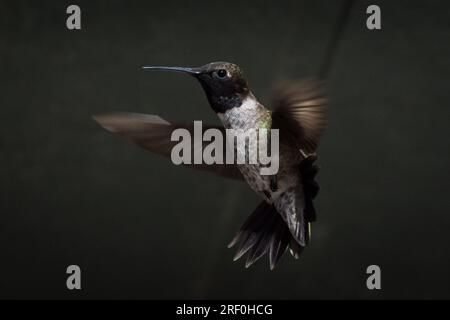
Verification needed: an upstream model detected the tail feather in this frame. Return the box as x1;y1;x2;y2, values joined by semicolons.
229;201;288;269
228;202;269;249
268;221;290;270
289;237;304;259
228;200;310;269
228;202;274;261
244;212;279;268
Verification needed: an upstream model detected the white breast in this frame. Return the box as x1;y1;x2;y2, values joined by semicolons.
217;96;261;129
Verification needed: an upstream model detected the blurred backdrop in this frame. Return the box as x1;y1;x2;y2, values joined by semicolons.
0;0;449;299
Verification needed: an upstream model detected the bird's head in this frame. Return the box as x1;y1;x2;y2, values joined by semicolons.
142;62;251;113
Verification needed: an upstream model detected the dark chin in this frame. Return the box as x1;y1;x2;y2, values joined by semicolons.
196;75;248;113
209;94;244;113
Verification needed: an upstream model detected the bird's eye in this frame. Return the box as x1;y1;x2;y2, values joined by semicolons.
215;69;228;79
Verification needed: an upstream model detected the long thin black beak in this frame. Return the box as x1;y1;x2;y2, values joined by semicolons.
141;66;201;75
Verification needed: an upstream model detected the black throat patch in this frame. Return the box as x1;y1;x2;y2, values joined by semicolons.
209;94;244;113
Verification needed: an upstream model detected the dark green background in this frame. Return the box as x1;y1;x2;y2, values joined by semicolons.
1;0;449;299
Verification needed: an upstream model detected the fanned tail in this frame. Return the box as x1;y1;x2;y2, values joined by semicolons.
228;201;291;270
228;154;320;270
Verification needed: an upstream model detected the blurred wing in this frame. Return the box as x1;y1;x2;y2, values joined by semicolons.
271;79;327;153
93;112;243;180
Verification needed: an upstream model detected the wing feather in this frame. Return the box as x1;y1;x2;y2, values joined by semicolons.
93;112;243;180
271;79;327;153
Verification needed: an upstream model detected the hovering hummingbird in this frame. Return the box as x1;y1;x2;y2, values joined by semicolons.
93;62;326;269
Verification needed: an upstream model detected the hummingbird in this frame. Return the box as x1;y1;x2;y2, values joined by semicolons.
93;62;326;269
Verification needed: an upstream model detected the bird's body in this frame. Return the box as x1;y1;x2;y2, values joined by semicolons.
218;94;300;203
94;61;326;269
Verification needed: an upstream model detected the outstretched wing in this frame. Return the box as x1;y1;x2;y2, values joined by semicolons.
93;112;243;180
271;79;327;153
270;80;325;250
